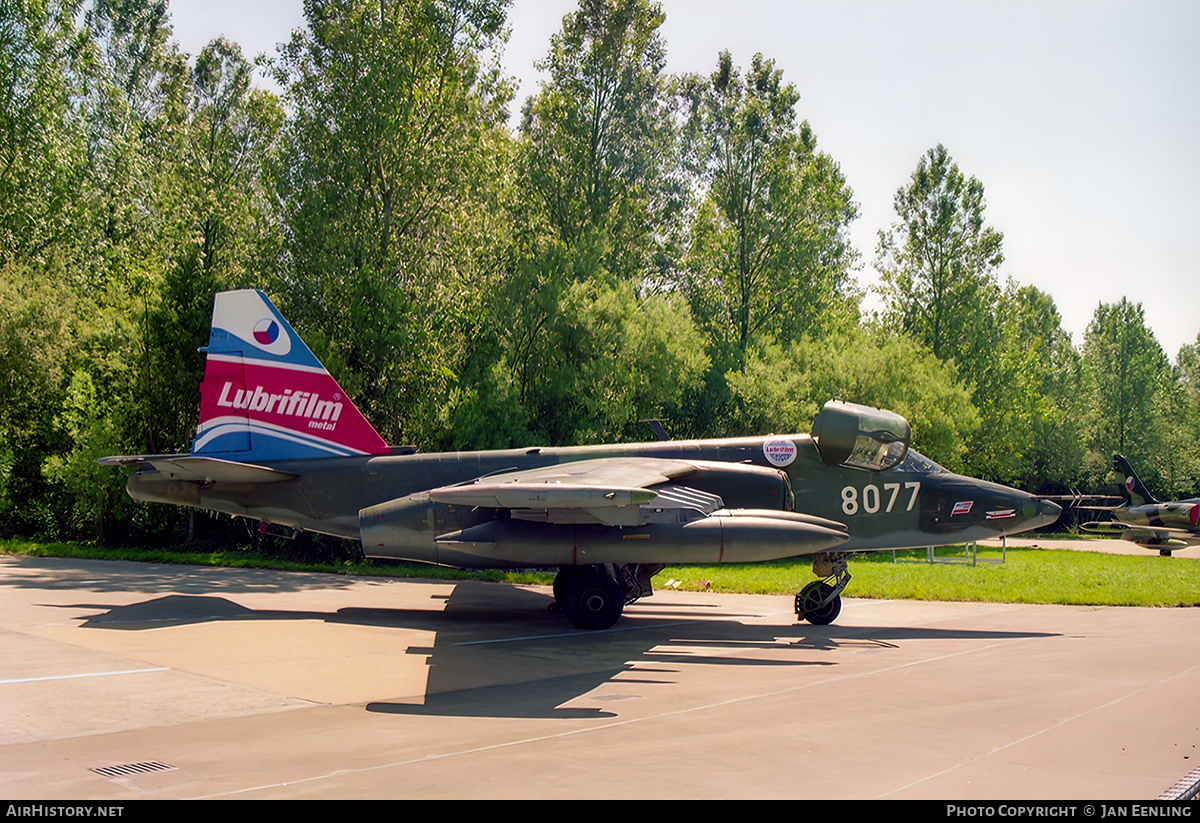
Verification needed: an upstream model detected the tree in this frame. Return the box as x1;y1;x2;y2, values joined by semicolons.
0;265;80;535
1175;333;1200;489
185;37;283;279
875;144;1004;366
517;0;681;282
533;278;709;445
268;0;513;445
445;232;709;448
726;329;979;471
1151;360;1200;498
1081;298;1170;480
680;51;859;359
41;370;132;543
83;0;193;284
0;0;94;268
992;282;1086;491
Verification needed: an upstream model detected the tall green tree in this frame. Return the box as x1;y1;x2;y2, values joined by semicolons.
0;0;94;268
517;0;681;281
268;0;513;445
84;0;192;284
483;0;706;447
1081;298;1170;478
875;144;1004;367
185;37;283;280
995;282;1086;491
1175;332;1200;483
680;51;860;358
964;281;1084;487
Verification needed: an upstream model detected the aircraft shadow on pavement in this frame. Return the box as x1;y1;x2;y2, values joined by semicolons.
61;580;1059;720
4;555;364;596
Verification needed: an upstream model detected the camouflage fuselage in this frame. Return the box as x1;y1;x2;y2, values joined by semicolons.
126;433;1060;568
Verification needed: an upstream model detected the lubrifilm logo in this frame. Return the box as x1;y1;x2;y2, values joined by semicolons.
216;382;342;431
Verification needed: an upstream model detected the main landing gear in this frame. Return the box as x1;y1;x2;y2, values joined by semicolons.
795;552;851;626
550;557;852;630
551;563;662;631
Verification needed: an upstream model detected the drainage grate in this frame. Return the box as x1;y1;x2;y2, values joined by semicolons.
91;761;176;779
1159;764;1200;801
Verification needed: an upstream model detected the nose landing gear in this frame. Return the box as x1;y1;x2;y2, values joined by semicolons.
795;552;851;625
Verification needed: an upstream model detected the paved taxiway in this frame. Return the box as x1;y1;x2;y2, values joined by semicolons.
982;536;1200;559
2;551;1198;800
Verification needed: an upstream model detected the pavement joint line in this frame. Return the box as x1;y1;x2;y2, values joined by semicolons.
1;668;170;684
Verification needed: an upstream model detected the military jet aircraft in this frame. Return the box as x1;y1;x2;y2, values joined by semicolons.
1080;455;1200;555
100;290;1062;630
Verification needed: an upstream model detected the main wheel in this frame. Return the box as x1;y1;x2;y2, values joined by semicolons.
795;581;842;626
552;566;590;606
562;570;624;630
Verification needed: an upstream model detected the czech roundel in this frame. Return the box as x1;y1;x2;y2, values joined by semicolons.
254;319;282;347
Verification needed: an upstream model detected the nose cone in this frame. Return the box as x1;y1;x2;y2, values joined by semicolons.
929;474;1062;538
1026;497;1063;530
995;490;1062;534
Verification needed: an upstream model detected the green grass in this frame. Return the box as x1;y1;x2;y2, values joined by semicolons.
2;539;1198;609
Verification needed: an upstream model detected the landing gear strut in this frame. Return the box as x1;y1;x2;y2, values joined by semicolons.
795;552;851;626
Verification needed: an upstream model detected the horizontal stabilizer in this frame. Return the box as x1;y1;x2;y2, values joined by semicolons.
97;454;297;484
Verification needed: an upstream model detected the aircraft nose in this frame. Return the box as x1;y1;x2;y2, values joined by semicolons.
1036;496;1065;527
1012;494;1060;532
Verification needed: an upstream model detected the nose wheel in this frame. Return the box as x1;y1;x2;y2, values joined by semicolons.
795;553;850;625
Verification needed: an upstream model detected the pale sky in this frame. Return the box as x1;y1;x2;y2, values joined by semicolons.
167;0;1200;359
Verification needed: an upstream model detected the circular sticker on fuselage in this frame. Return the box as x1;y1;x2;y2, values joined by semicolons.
763;437;797;467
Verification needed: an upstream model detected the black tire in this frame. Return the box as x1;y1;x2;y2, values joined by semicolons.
796;582;842;626
562;570;624;630
553;566;590;605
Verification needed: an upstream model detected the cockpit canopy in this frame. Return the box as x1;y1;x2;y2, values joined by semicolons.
811;400;912;472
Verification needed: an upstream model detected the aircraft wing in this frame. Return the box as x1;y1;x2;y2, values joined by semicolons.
430;457;715;527
427;455;844;532
1082;520;1200;548
432;457;689;504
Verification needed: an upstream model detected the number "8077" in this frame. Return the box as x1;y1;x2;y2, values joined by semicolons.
840;482;921;516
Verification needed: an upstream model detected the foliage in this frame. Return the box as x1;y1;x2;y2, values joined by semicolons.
727;329;979;470
680;51;860;359
1080;298;1193;496
267;0;514;446
875;144;1004;365
517;0;682;282
0;0;94;269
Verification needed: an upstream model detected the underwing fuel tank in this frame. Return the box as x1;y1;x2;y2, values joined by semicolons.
359;493;849;568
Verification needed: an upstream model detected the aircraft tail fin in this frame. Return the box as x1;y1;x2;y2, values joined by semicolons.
192;290;391;462
1113;454;1157;507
